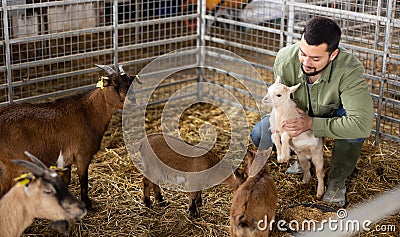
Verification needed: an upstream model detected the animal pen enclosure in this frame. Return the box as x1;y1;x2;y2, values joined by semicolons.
0;0;399;236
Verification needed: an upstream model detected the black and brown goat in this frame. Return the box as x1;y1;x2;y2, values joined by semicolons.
0;64;140;208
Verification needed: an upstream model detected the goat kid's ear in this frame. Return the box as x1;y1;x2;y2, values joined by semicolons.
289;83;302;93
261;93;269;104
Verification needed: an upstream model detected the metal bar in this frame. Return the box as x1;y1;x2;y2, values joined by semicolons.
134;77;198;94
207;94;260;114
7;15;197;44
6;48;114;70
279;0;287;49
119;35;198;52
288;1;389;22
134;93;198;110
375;0;394;145
5;0;96;10
372;0;382;82
287;0;296;46
203;15;282;34
135;0;140;45
204;35;278;57
2;0;12;104
113;0;119;69
0;84;95;108
0;67;99;90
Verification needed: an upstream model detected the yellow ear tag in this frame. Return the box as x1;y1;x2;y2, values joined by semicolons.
96;76;108;89
17;178;31;186
14;173;34;186
50;166;65;176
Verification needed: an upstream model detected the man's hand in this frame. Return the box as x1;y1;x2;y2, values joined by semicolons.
282;107;313;137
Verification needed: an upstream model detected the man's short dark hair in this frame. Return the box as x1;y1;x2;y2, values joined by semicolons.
301;17;341;53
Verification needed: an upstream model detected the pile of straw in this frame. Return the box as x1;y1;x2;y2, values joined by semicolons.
23;103;399;237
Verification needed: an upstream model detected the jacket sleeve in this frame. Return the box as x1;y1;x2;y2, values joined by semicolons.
312;67;375;139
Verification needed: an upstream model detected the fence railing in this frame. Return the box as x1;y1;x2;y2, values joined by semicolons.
1;0;399;145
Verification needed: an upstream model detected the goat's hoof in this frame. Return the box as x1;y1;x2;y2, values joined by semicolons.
316;190;325;199
277;158;287;163
158;200;169;207
277;156;290;163
83;197;93;209
300;179;311;185
143;198;152;208
189;211;200;219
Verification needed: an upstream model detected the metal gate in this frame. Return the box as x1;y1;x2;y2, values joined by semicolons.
1;0;399;144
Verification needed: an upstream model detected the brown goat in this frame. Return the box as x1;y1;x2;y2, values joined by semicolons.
135;133;247;218
0;64;140;208
0;151;86;237
230;147;278;237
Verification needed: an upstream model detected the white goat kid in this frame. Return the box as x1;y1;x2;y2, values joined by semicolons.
262;76;325;198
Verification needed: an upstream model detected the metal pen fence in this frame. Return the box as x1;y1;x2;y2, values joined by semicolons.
0;0;399;145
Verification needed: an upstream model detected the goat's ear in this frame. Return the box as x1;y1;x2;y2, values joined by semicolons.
289;83;301;93
131;74;142;84
275;76;281;83
248;147;272;177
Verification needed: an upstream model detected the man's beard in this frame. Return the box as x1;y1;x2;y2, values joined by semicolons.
301;61;331;77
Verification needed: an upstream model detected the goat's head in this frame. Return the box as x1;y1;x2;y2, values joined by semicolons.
95;64;142;109
12;151;87;221
262;76;301;107
224;166;247;191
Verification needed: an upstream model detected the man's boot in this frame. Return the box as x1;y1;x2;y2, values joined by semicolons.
323;139;364;207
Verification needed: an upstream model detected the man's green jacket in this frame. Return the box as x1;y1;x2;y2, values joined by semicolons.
273;42;374;139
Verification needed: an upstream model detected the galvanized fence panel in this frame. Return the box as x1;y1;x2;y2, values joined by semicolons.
0;0;198;106
0;0;399;144
202;0;400;144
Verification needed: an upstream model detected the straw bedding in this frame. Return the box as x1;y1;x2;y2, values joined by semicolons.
22;103;399;237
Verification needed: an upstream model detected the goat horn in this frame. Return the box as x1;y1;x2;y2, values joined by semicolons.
12;159;45;177
23;151;48;170
134;75;143;84
118;65;125;74
95;64;116;75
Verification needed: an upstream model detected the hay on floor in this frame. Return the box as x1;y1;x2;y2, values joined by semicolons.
23;103;399;237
